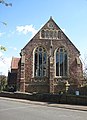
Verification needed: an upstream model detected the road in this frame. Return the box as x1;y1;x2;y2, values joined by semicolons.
0;98;87;120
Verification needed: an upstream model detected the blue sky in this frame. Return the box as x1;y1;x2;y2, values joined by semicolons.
0;0;87;75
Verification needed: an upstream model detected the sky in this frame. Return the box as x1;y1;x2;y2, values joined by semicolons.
0;0;87;76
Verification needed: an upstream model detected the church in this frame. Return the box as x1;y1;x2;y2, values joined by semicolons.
8;17;83;94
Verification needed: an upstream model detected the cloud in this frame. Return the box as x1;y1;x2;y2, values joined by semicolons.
0;56;12;76
0;48;12;76
16;25;38;36
9;46;17;51
0;51;3;57
0;32;4;37
14;47;17;51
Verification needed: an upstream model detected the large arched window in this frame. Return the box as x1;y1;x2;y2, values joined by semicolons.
56;47;68;77
34;46;47;77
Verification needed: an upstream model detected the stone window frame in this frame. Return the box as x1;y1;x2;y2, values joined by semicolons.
54;47;69;78
33;46;48;78
40;29;61;40
48;22;54;29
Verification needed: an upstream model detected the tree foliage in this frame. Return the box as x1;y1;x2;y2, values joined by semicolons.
0;0;12;6
0;46;6;51
81;55;87;86
0;0;12;51
0;74;7;91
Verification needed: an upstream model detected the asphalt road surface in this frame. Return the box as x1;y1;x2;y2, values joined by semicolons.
0;98;87;120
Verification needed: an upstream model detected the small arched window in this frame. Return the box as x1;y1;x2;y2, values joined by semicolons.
56;47;68;77
41;30;45;38
58;31;61;39
34;47;47;77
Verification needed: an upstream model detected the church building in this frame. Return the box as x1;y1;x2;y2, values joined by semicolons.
12;17;83;94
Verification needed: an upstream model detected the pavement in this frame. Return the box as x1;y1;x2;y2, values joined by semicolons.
0;97;87;111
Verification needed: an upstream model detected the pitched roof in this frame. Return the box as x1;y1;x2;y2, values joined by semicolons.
22;17;80;54
11;57;20;69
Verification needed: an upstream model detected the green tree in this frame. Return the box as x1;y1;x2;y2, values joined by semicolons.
0;74;7;91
